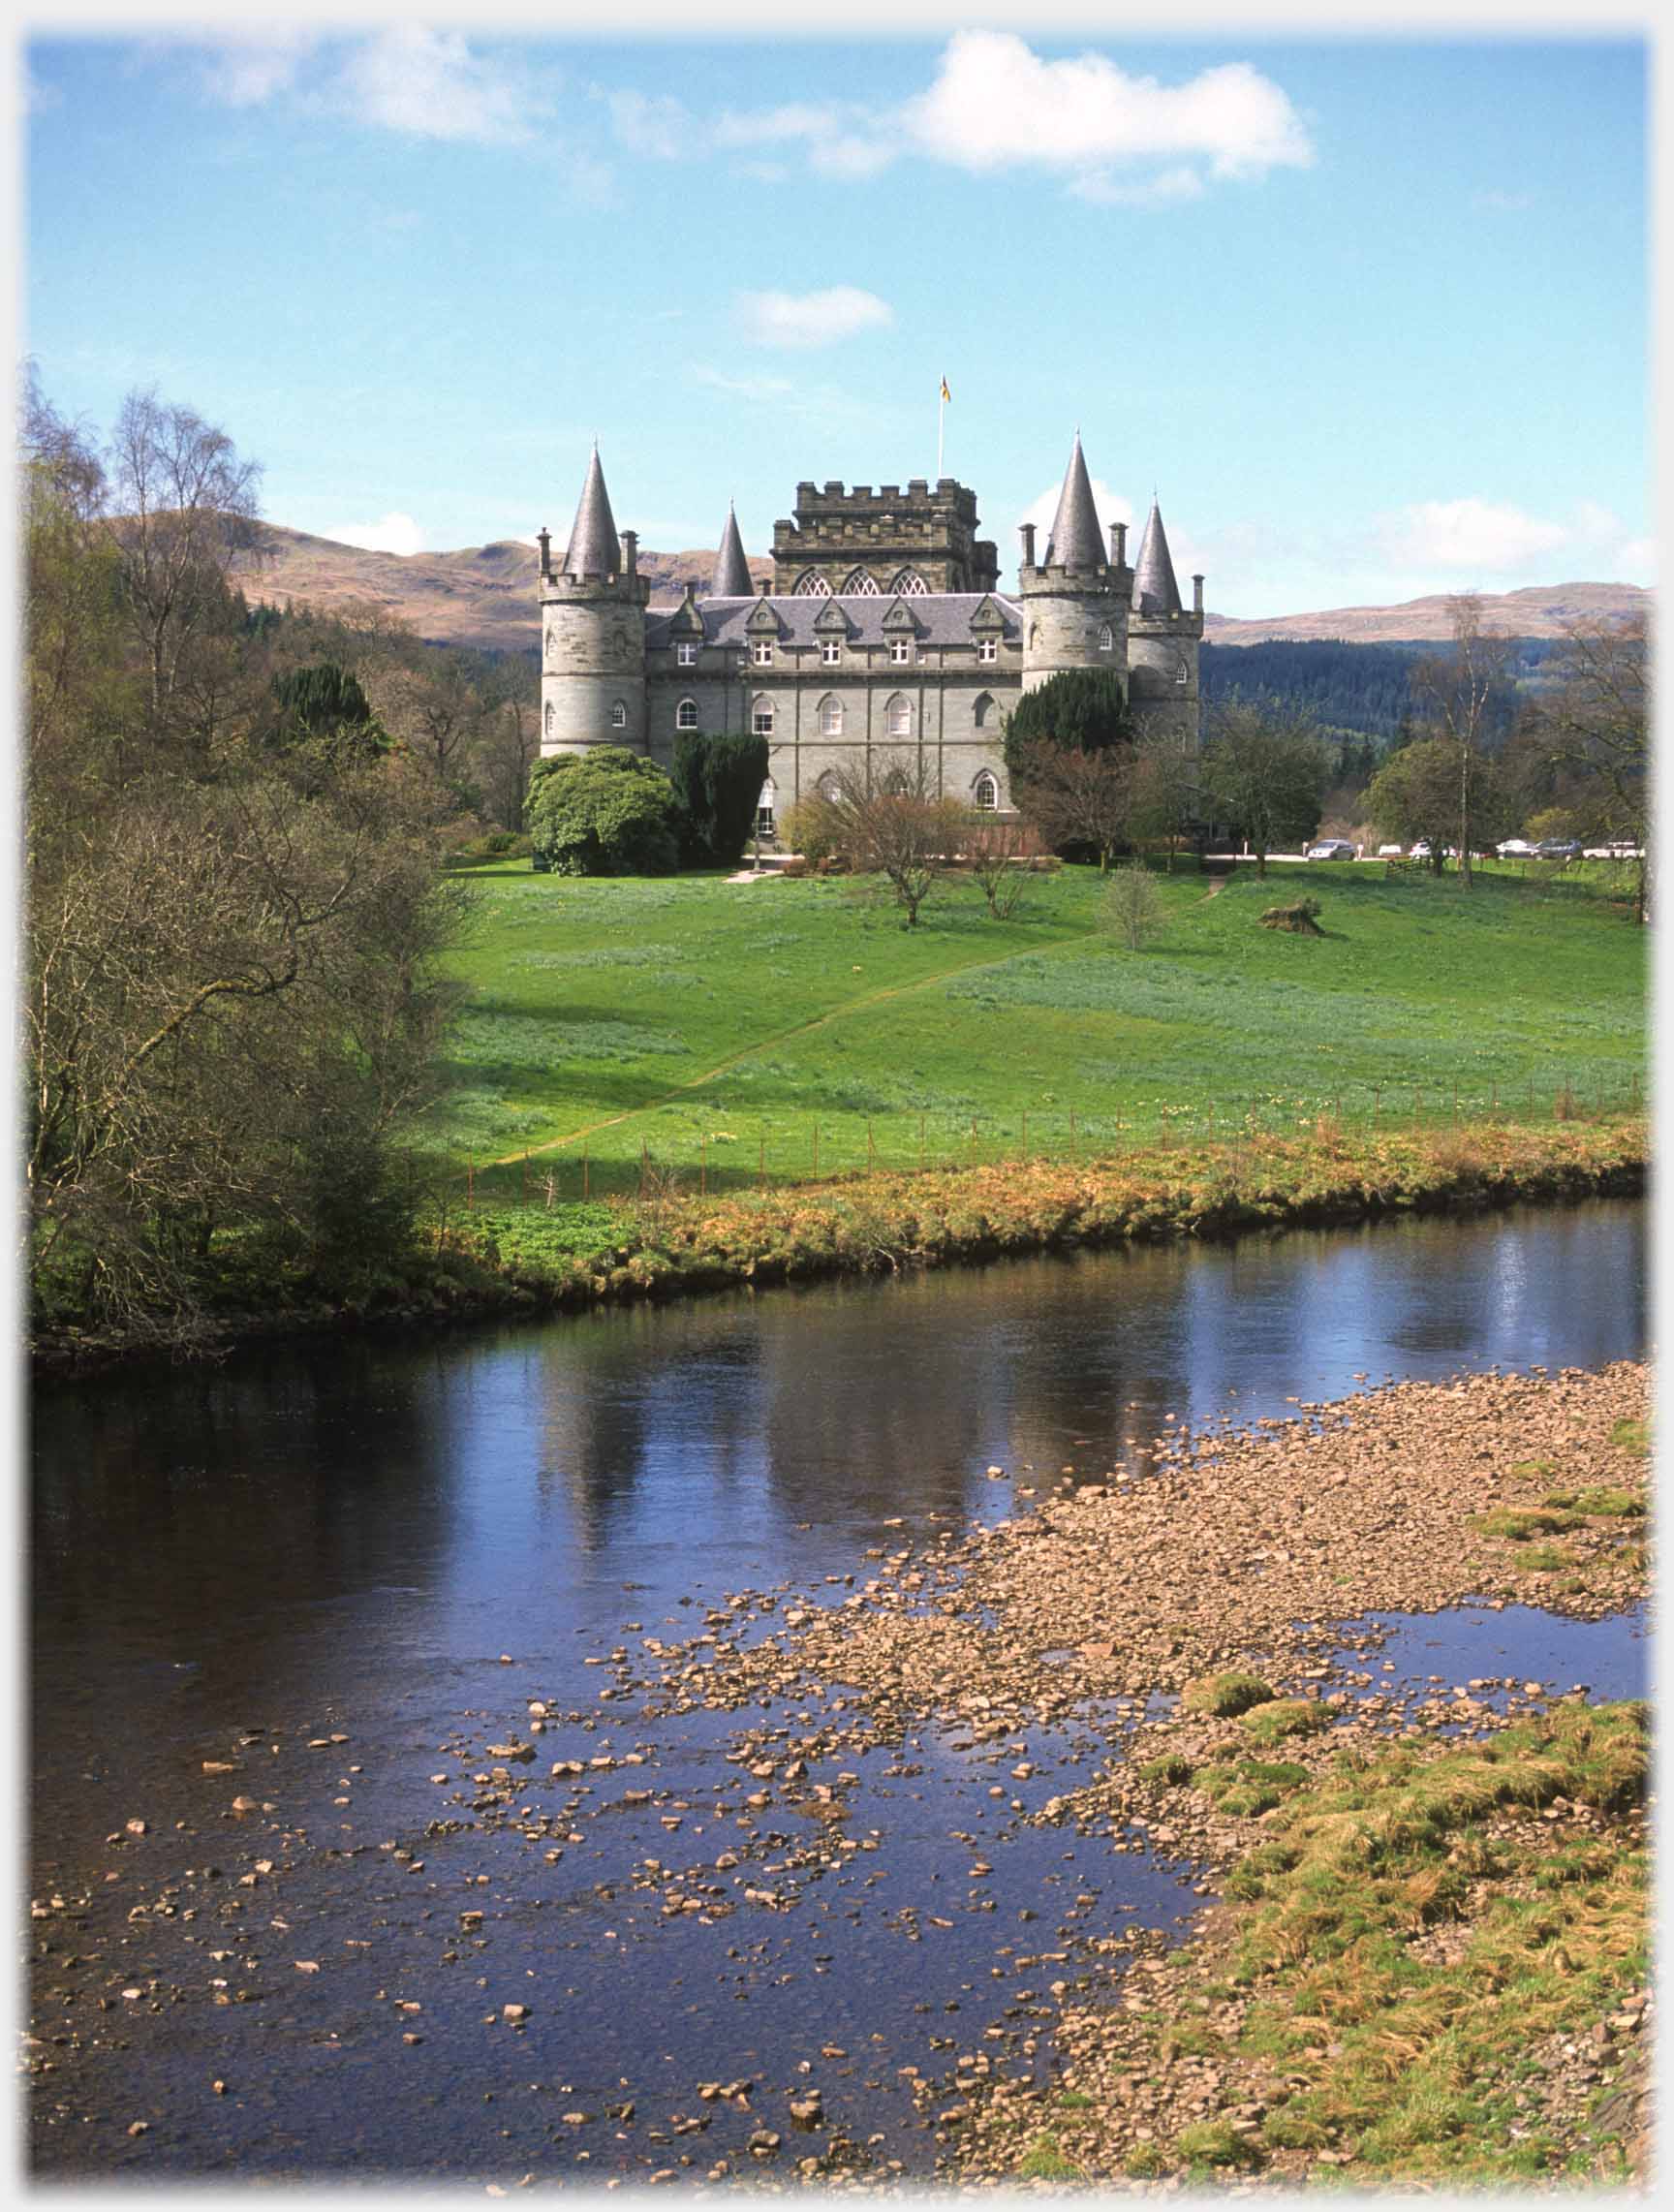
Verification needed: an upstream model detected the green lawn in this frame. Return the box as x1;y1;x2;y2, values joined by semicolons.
424;858;1645;1205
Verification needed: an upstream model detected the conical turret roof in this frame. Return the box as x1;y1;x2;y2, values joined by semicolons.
1132;498;1183;616
710;502;751;598
562;444;620;579
1042;433;1104;571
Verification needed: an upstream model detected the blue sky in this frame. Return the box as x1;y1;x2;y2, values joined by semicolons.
22;18;1652;617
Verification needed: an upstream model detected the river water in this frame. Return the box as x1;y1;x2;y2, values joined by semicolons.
29;1200;1648;2181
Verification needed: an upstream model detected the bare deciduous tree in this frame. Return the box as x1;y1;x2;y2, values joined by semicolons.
1411;594;1515;889
1534;613;1649;919
800;754;966;926
1010;735;1135;871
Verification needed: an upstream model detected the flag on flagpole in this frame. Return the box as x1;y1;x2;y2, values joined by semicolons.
940;376;951;403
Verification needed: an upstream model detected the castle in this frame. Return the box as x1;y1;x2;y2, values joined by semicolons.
536;435;1203;835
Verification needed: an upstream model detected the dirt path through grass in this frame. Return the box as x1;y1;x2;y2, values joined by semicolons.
487;922;1107;1165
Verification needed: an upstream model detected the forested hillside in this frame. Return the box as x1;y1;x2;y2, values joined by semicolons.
1201;638;1559;746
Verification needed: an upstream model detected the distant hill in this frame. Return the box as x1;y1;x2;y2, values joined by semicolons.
1202;581;1649;646
233;524;1648;655
235;525;772;652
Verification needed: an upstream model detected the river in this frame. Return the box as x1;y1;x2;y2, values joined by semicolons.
29;1199;1649;2180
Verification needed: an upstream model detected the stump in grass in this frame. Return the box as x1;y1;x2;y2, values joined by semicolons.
1259;896;1322;934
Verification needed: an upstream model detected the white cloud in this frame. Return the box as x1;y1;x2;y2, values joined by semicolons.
735;286;892;350
906;34;1312;186
713;37;1310;203
1614;537;1657;581
198;30;316;109
327;512;426;557
1018;474;1133;546
1384;497;1569;572
607;89;691;161
333;29;530;144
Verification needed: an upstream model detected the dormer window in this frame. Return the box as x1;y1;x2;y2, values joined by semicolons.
752;639;774;666
676;641;698;667
889;638;912;665
676;698;698;732
977;638;997;663
821;639;842;665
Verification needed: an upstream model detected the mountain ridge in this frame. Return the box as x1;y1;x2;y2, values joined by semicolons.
234;523;1650;654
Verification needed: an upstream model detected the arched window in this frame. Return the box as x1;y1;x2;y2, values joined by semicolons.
1175;657;1190;686
1098;624;1114;652
972;691;996;730
886;694;912;738
881;766;911;796
817;769;845;801
819;695;843;737
888;569;929;596
676;698;698;731
793;572;832;596
841;569;881;595
610;700;627;730
544;626;557;659
974;772;998;811
752;694;773;736
1028;623;1039;649
756;777;777;838
543;701;554;737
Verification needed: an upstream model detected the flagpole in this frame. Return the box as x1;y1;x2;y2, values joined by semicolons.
937;385;945;479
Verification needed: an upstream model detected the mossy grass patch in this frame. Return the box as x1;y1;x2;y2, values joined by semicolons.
1238;1698;1330;1746
1181;1670;1275;1719
1472;1506;1582;1542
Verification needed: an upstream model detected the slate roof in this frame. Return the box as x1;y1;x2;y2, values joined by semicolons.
1132;499;1183;616
645;592;1022;649
1042;433;1105;570
711;504;752;598
562;445;620;579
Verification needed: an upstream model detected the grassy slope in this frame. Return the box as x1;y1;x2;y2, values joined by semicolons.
429;859;1644;1206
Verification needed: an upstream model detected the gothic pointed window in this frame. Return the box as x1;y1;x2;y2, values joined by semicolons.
610;700;627;730
819;696;843;737
817;769;845;801
1175;657;1190;685
974;772;998;812
543;701;554;737
886;694;912;738
972;691;996;730
793;572;832;596
888;569;929;596
841;570;881;596
1098;624;1114;652
882;766;911;795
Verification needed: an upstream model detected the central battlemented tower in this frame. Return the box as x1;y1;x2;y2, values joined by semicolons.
771;478;999;597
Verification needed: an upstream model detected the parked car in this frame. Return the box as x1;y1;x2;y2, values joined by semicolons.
1498;838;1536;857
1306;839;1356;861
1378;843;1404;857
1410;841;1433;859
1534;838;1582;860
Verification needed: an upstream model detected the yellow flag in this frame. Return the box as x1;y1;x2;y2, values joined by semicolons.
940;376;951;403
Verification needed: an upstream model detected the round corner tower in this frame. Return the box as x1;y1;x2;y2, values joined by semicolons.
1017;434;1132;696
1126;499;1203;748
539;447;650;758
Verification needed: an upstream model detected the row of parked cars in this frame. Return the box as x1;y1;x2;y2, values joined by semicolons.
1305;837;1601;863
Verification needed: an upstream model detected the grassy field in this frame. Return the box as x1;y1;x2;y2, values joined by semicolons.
424;857;1644;1217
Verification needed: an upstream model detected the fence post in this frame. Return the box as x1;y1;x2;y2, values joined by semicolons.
918;1113;925;1173
1021;1109;1028;1160
867;1118;875;1172
639;1138;647;1200
759;1134;766;1191
1070;1106;1078;1159
813;1122;820;1177
520;1152;527;1203
467;1159;474;1212
582;1142;589;1201
700;1132;707;1198
1373;1085;1380;1129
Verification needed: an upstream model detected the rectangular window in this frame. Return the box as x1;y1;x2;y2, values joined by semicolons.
889;639;912;664
977;638;997;663
676;641;698;666
756;805;775;838
752;639;774;665
753;704;774;735
821;639;841;665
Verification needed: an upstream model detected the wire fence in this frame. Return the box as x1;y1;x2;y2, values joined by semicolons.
432;1062;1646;1219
